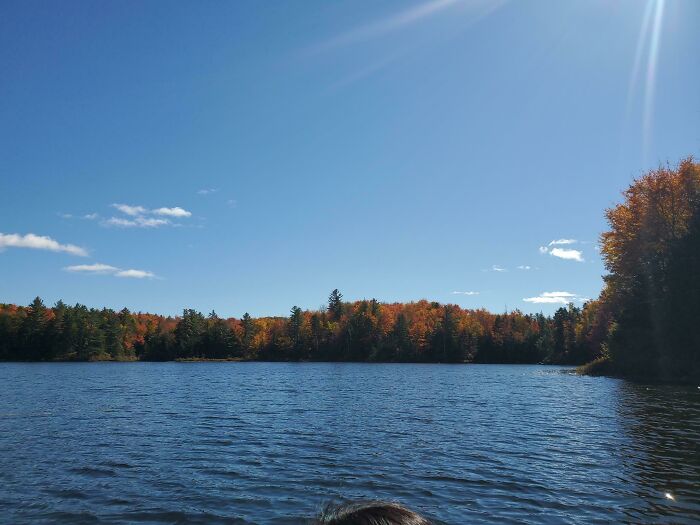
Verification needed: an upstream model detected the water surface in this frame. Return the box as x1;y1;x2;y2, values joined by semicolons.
0;363;698;524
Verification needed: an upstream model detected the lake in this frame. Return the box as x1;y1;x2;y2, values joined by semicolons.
0;363;698;524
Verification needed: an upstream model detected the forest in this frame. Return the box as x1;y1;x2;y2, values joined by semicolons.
0;158;698;382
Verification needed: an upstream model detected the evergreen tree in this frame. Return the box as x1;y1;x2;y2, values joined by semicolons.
19;297;48;360
102;309;125;359
328;289;343;320
204;311;240;358
174;309;206;358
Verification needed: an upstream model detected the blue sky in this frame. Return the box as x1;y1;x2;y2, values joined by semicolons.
1;0;698;317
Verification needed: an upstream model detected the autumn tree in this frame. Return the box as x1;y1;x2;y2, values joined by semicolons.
600;158;700;380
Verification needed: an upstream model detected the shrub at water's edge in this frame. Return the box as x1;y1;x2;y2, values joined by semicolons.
576;357;613;377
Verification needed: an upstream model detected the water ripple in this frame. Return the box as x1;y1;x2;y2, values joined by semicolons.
0;362;698;524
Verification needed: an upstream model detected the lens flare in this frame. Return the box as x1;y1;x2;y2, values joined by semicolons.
644;0;665;154
628;0;666;162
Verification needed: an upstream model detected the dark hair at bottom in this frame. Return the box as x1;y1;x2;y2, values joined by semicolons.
313;500;433;525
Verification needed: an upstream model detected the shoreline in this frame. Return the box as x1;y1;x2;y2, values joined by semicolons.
2;358;695;385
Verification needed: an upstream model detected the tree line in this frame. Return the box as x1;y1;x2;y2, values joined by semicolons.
0;289;600;366
1;158;697;381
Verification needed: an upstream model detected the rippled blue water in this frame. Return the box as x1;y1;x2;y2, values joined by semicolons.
0;363;699;524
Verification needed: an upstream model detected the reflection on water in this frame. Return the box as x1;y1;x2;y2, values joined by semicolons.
0;363;698;524
615;381;700;522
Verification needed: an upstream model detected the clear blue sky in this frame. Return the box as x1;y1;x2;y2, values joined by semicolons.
1;0;698;317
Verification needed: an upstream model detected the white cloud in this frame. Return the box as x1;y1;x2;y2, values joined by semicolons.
523;291;586;305
197;188;217;195
524;295;569;304
517;265;532;270
84;213;99;220
115;269;155;279
451;291;480;296
550;248;584;262
64;263;119;273
541;291;576;298
0;233;88;257
152;207;192;218
548;239;578;246
539;242;585;262
112;203;147;216
107;203;192;226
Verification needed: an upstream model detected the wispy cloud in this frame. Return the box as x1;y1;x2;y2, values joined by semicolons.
59;212;99;221
104;217;138;228
104;217;170;228
490;265;507;272
451;291;480;296
104;203;193;228
115;269;156;279
517;265;532;270
523;291;587;305
64;263;119;274
112;204;147;216
197;188;218;195
548;239;577;246
134;217;170;228
64;263;157;279
0;233;88;257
